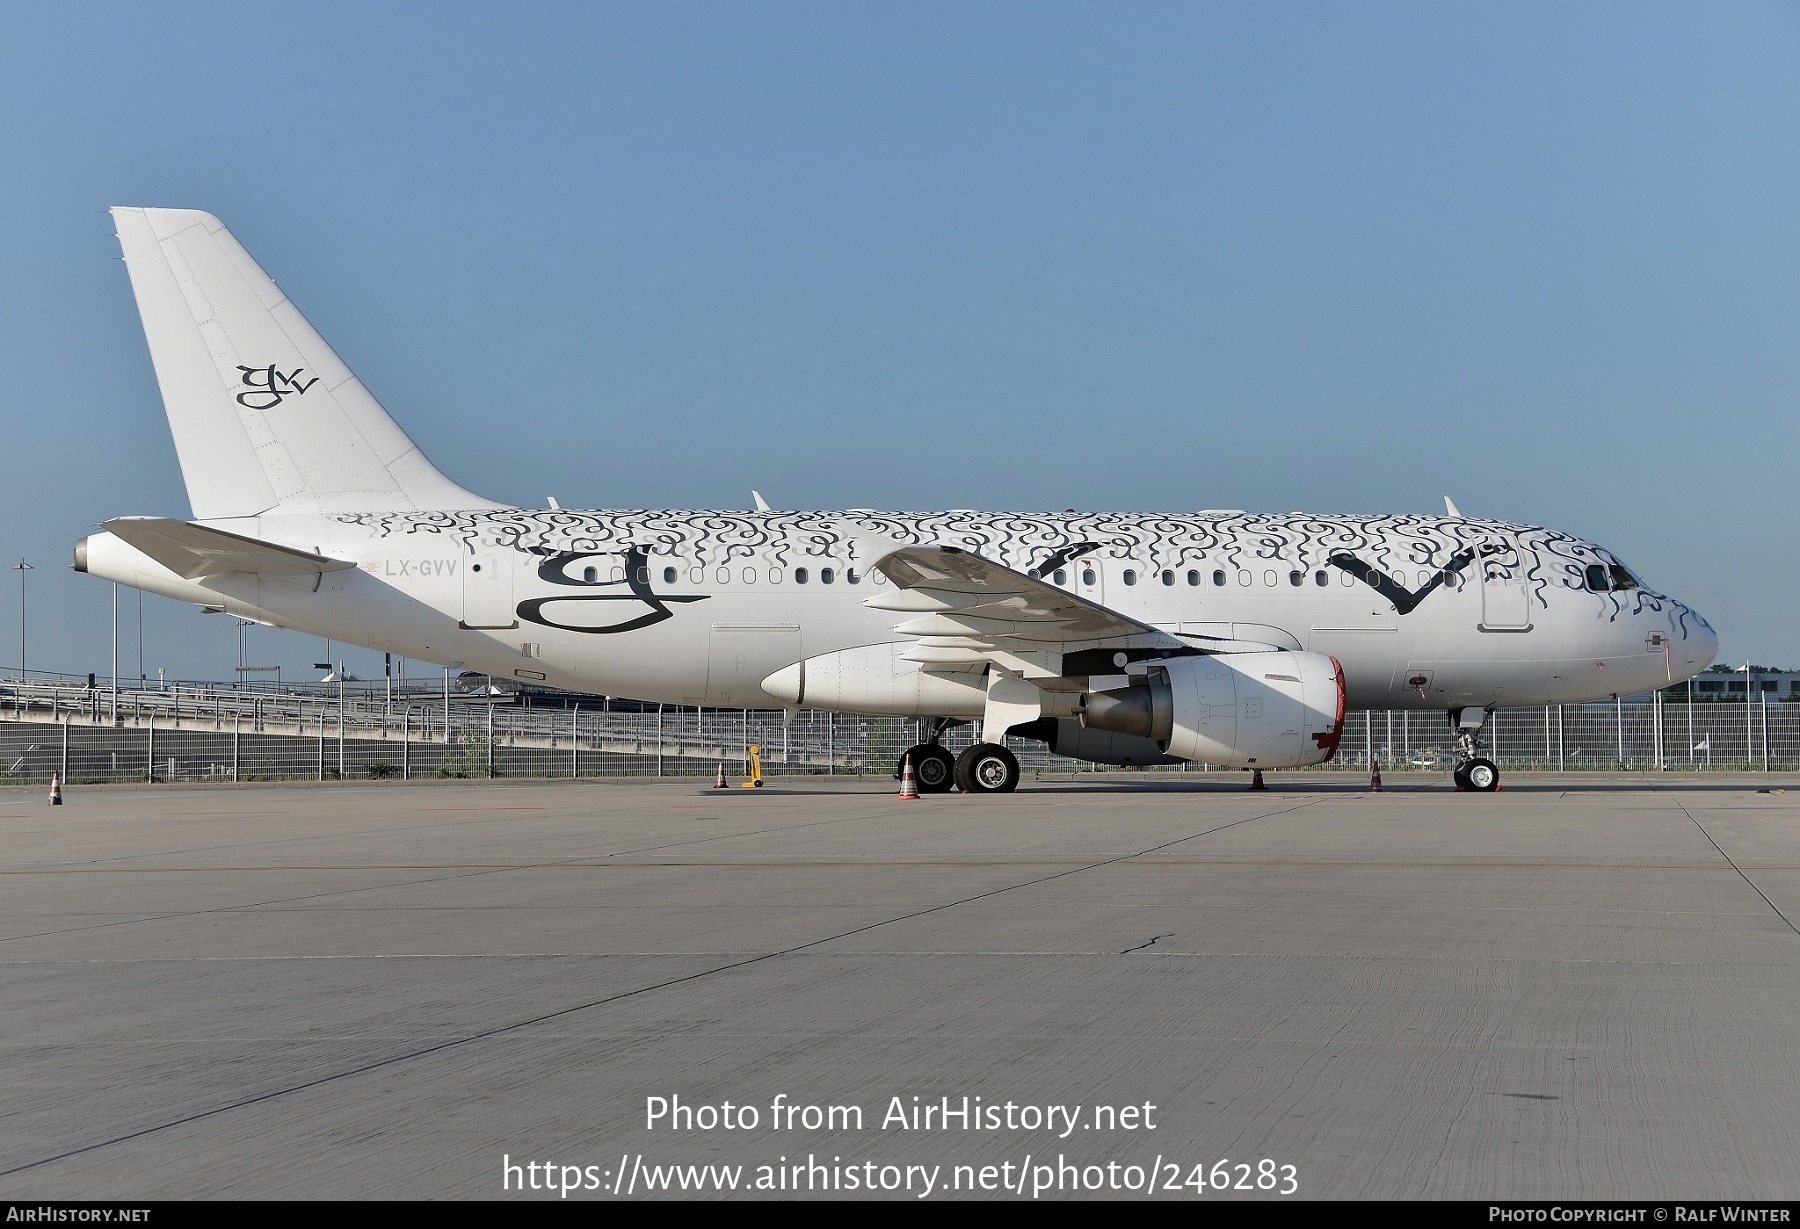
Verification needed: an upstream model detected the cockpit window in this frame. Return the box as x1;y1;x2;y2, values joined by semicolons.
1584;557;1642;592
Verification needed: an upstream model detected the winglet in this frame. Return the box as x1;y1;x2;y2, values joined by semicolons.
1444;496;1462;517
752;490;771;512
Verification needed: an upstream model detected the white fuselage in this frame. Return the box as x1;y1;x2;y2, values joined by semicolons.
80;507;1717;718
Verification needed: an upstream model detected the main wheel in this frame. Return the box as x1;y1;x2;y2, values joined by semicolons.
1465;757;1500;792
954;742;1020;793
898;744;956;793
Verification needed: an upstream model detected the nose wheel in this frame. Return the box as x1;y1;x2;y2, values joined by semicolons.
1450;708;1501;792
1454;757;1500;792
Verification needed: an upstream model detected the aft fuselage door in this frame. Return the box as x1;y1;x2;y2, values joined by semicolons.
461;554;519;629
1478;535;1531;631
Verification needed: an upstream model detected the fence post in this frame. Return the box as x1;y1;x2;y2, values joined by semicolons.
147;713;155;782
232;712;240;782
657;703;664;778
402;709;410;780
318;713;324;782
1615;695;1624;768
61;719;68;783
487;703;495;778
1762;688;1769;773
571;703;579;780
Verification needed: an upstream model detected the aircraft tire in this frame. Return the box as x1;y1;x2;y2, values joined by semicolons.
899;744;957;793
1452;762;1471;790
955;743;1020;793
1465;757;1500;792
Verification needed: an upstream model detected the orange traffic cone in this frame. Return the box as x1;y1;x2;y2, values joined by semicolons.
1370;757;1382;792
714;764;728;788
48;772;63;806
897;752;919;800
1248;769;1267;791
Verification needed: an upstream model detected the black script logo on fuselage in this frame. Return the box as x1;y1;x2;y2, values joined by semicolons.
236;365;319;410
516;546;708;635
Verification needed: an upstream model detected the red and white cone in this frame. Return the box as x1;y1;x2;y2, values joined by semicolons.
897;752;919;800
1370;757;1383;792
714;763;728;788
1248;769;1267;791
48;772;63;806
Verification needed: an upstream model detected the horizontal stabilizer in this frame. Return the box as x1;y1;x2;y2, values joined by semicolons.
104;517;354;579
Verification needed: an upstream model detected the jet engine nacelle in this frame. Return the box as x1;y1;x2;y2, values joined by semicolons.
1080;651;1346;769
761;642;987;714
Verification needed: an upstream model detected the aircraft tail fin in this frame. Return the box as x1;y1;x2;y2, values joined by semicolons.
110;207;506;519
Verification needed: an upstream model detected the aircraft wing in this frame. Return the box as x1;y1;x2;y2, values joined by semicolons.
104;517;355;579
869;545;1188;678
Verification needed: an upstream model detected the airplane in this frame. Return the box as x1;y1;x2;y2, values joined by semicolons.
72;208;1719;794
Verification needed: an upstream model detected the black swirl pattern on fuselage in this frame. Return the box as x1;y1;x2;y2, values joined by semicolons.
333;509;1705;641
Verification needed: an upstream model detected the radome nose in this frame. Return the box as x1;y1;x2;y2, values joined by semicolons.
1693;618;1720;670
1673;607;1719;676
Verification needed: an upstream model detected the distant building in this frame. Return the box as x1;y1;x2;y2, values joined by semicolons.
1687;670;1800;701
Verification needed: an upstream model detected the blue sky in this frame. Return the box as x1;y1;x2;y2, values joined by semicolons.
2;2;1797;680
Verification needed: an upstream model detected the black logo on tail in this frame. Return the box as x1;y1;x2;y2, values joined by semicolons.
236;365;319;410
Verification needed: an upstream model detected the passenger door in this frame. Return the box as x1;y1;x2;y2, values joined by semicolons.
1478;536;1531;631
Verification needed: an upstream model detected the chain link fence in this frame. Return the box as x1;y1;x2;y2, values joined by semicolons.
2;680;1794;784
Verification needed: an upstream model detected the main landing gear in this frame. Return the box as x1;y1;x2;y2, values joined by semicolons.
897;718;958;794
1449;707;1500;792
896;719;1022;794
954;742;1020;794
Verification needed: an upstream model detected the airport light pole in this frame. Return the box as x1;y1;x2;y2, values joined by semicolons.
12;560;31;678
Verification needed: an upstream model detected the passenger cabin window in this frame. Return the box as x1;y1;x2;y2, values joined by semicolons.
1315;571;1328;587
1054;568;1067;585
583;566;597;583
664;566;677;584
1161;570;1175;586
1288;570;1303;587
821;568;834;584
1122;569;1137;586
1213;570;1226;586
1187;570;1201;586
795;567;808;584
1081;568;1096;586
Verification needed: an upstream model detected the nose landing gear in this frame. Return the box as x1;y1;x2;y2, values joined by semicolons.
1450;707;1501;792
